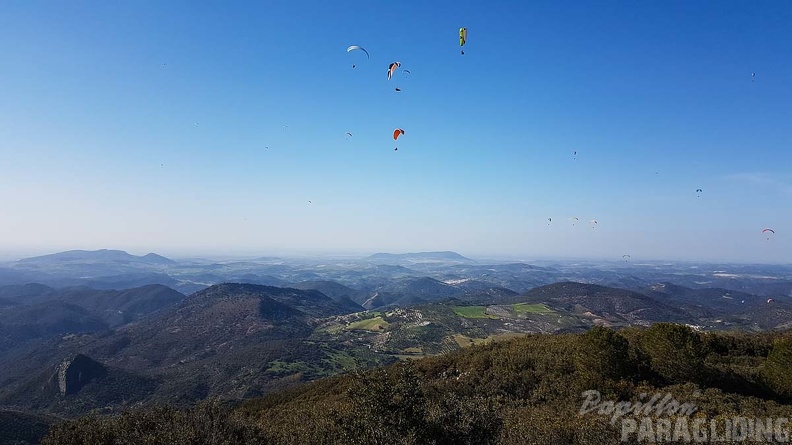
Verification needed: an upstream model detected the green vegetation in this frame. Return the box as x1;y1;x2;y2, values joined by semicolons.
511;303;554;314
43;400;266;445
346;316;389;332
0;410;58;445
44;324;792;444
452;305;499;319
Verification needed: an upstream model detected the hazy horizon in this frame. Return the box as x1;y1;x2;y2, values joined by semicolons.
1;245;791;267
1;1;789;263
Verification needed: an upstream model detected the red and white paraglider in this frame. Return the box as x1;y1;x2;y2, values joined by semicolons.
393;128;404;151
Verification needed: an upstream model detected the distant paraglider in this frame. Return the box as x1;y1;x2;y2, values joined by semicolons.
547;218;552;225
459;27;467;55
347;45;369;68
696;188;703;198
393;128;405;151
763;228;775;241
752;72;756;82
388;62;401;80
569;217;579;226
767;298;775;304
623;254;631;262
588;219;598;229
395;88;402;92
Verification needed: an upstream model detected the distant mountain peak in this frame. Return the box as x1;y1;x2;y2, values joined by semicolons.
141;253;176;265
366;251;475;264
18;250;175;265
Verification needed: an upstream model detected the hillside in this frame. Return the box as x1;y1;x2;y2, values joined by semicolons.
0;354;158;417
43;325;792;445
0;283;55;303
0;301;109;344
521;282;694;326
361;277;467;309
0;410;59;445
289;280;365;312
0;284;186;356
640;283;792;329
4;279;788;422
0;283;387;414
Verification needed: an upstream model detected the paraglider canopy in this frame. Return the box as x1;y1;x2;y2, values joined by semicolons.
459;27;467;54
387;62;401;80
393;128;405;140
346;45;370;59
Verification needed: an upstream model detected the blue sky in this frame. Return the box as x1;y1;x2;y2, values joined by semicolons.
0;0;790;262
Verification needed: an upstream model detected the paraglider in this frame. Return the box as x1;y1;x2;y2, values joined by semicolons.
752;72;756;82
588;219;598;229
696;188;702;197
547;218;552;225
387;62;401;80
573;150;577;160
767;298;775;304
459;27;467;55
763;228;775;240
395;88;402;92
403;70;411;76
393;128;404;151
623;254;631;262
347;45;369;68
345;132;353;139
569;217;579;226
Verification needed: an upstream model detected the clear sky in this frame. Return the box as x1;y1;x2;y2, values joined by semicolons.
0;0;790;262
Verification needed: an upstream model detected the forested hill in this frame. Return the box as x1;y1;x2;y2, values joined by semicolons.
44;324;792;445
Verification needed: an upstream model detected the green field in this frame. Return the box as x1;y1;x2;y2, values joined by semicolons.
451;306;499;319
346;316;389;332
512;303;555;314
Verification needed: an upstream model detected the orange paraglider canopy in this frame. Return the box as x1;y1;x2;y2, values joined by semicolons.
387;62;401;80
393;128;405;140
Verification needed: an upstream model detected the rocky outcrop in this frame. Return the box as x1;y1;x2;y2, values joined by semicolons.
50;354;107;396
